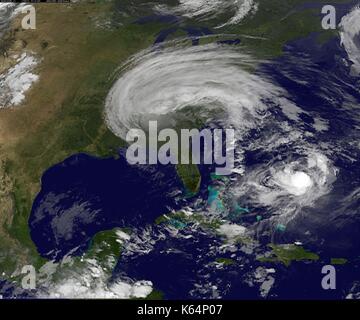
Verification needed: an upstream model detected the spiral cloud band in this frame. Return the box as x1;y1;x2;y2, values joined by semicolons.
104;40;338;223
340;5;360;74
104;42;298;141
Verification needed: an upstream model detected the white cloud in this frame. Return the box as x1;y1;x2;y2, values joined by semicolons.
154;0;258;28
0;53;39;108
105;42;299;141
340;5;360;74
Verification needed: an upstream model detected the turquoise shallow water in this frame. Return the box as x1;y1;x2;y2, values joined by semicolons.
3;0;360;299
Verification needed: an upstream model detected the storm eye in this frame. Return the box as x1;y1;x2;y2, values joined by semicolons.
273;169;313;196
290;172;313;192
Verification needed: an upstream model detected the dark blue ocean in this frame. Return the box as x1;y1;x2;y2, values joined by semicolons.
21;2;360;299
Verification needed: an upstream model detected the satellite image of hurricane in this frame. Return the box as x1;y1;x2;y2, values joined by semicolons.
0;0;360;302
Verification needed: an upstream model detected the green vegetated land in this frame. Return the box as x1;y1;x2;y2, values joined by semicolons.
0;0;348;280
215;258;236;266
0;2;163;274
59;228;124;275
258;244;320;267
155;211;223;230
330;258;348;265
228;0;344;58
